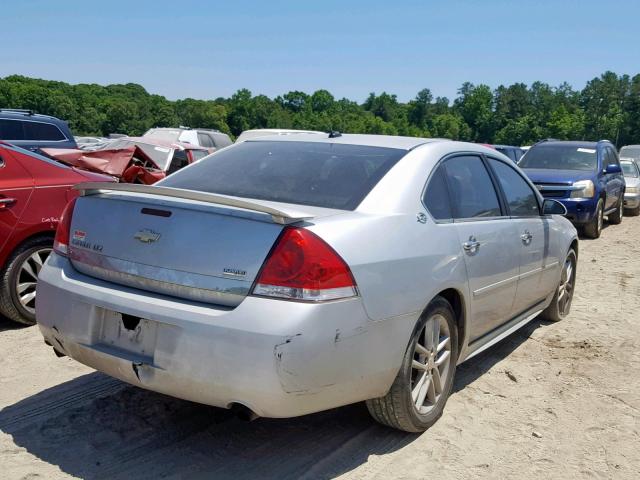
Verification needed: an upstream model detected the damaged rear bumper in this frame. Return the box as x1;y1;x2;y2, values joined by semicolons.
36;254;416;418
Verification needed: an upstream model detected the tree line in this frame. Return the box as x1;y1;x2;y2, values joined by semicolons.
1;72;639;147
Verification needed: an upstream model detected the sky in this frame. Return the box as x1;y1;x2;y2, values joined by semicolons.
1;0;639;103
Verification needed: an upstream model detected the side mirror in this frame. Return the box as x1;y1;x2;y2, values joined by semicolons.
605;163;622;174
542;199;568;215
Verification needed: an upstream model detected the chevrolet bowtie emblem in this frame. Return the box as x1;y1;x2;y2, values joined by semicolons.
134;229;161;243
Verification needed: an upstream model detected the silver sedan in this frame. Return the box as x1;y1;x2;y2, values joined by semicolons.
36;134;578;432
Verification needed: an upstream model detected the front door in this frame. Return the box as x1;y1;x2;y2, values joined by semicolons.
0;148;33;253
442;155;520;342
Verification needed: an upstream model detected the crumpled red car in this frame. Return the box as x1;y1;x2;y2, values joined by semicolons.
41;138;212;184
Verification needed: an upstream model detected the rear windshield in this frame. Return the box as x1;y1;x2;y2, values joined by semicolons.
159;141;407;210
519;145;598;171
621;162;638;177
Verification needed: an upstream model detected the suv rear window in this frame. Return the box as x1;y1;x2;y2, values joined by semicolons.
519;145;598;171
160;141;407;210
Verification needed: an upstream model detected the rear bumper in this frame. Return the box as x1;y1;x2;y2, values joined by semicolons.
36;254;416;418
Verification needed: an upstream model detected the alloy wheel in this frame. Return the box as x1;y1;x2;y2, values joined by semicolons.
15;248;51;314
410;313;452;414
597;203;603;234
557;254;575;316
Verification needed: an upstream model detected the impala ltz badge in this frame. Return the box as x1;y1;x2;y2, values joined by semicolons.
223;268;247;278
134;229;161;244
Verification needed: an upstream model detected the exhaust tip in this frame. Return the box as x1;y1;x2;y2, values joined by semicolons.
230;403;259;422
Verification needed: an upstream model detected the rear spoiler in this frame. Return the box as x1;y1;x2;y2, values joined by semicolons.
73;182;313;225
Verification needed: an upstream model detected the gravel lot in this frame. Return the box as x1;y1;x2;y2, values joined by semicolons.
1;217;639;480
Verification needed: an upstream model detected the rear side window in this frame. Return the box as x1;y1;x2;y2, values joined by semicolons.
442;155;502;219
167;150;190;175
197;132;215;148
0;119;25;140
423;164;452;221
160;141;407;210
23;121;66;141
489;158;540;216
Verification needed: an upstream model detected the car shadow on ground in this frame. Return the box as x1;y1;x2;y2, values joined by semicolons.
0;318;548;480
0;314;29;333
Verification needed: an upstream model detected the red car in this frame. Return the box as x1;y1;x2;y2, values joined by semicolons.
41;137;212;185
0;142;113;325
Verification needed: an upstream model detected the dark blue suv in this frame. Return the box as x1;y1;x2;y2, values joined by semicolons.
0;109;77;151
519;140;625;238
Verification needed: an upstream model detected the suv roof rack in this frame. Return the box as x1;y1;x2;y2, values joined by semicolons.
0;108;35;116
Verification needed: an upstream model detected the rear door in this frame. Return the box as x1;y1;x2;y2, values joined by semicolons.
0;148;34;253
443;154;520;342
487;157;553;314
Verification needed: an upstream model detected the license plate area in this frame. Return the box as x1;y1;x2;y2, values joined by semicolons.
98;310;158;362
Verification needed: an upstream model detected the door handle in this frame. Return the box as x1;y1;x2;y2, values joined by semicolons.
0;198;16;210
463;236;480;254
521;230;533;243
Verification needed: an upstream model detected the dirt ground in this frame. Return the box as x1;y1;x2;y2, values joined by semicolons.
1;217;639;480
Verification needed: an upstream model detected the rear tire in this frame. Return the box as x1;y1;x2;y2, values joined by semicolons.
0;237;53;325
541;248;577;322
608;198;623;225
366;296;458;432
583;199;603;239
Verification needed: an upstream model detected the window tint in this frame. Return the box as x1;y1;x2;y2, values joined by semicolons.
197;133;215;148
159;141;407;210
489;159;540;216
607;147;620;166
423;164;452;221
0;119;25;140
443;155;502;219
23;121;66;141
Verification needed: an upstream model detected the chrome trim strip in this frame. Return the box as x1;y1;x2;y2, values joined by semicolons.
473;274;519;297
70;251;250;306
535;184;580;191
74;182;314;225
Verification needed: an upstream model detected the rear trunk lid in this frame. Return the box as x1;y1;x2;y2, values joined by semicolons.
67;183;338;307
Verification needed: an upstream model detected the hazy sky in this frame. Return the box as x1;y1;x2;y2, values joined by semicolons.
1;0;638;102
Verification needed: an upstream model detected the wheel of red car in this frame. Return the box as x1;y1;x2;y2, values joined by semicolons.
0;236;53;325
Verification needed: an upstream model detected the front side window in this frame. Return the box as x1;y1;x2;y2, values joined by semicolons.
519;144;598;171
489;158;540;216
442;155;502;219
423;164;452;221
160;141;407;210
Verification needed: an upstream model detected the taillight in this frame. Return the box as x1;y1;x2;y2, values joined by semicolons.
252;227;358;302
53;198;77;256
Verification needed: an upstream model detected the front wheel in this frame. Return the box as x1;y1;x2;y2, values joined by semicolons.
608;198;623;225
541;248;577;322
366;296;458;432
583;199;603;239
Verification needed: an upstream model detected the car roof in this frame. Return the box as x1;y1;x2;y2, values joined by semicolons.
244;133;447;150
0;110;68;124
